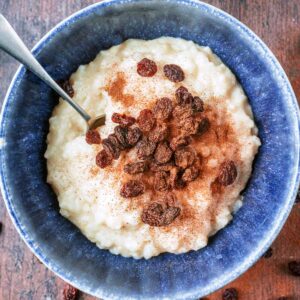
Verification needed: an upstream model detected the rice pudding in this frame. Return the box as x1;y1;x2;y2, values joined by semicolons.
45;37;260;259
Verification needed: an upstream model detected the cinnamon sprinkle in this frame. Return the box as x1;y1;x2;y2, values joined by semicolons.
106;72;135;106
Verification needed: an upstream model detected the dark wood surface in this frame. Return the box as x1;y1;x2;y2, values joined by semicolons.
0;1;299;299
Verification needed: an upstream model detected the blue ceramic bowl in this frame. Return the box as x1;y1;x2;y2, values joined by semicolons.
1;1;299;299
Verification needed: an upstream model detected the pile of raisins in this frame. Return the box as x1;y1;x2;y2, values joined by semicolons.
86;58;238;227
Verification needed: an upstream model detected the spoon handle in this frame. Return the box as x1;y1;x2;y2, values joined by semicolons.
0;14;91;122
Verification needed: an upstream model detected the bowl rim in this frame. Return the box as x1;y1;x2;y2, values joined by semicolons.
0;0;299;299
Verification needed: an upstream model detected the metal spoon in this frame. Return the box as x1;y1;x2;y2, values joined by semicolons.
0;14;105;130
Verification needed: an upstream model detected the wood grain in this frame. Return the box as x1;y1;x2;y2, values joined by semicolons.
0;1;299;299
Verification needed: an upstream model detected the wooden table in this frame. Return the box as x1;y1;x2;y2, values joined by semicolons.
0;1;299;299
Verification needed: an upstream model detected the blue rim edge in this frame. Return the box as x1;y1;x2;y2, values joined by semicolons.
0;0;299;299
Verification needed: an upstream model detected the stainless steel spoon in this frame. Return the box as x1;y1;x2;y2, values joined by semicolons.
0;14;105;130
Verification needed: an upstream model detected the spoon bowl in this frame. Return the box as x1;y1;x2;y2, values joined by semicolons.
88;114;106;130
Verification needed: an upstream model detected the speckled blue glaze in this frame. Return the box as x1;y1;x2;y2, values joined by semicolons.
0;0;299;299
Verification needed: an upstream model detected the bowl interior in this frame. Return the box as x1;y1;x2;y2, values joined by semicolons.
1;1;299;299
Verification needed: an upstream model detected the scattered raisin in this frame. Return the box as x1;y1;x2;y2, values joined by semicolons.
63;284;79;300
124;161;149;174
60;80;74;98
192;96;204;112
137;58;157;77
175;86;193;105
182;166;199;182
150;161;174;172
154;141;173;164
114;125;130;148
108;133;125;150
120;180;145;198
263;247;273;259
127;127;142;146
137;137;157;159
170;136;192;151
154;171;170;192
196;117;210;136
173;104;193;120
137;109;156;132
288;261;300;276
85;129;101;145
112;112;136;127
222;288;238;300
141;201;181;226
180;117;199;135
153;97;173;120
102;138;120;159
175;147;195;169
217;161;238;186
149;123;169;143
163;64;185;82
96;150;113;168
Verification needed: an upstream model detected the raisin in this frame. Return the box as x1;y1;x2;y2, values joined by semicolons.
150;161;174;172
127;127;142;146
192;96;204;112
175;147;195;169
137;58;157;77
154;141;173;164
102;138;120;159
141;202;164;226
96;150;113;168
120;180;145;198
170;136;192;151
173;104;193;120
111;112;136;127
197;117;210;136
60;80;74;97
217;161;238;186
163;64;185;82
63;284;79;300
108;133;125;150
137;109;156;132
154;171;170;192
175;86;193;105
153;97;173;120
114;125;130;148
137;137;157;159
169;167;186;190
124;161;149;174
85;129;101;145
182;166;199;183
149;123;169;143
180;117;199;135
141;200;181;226
288;261;300;276
263;247;273;259
222;288;238;300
